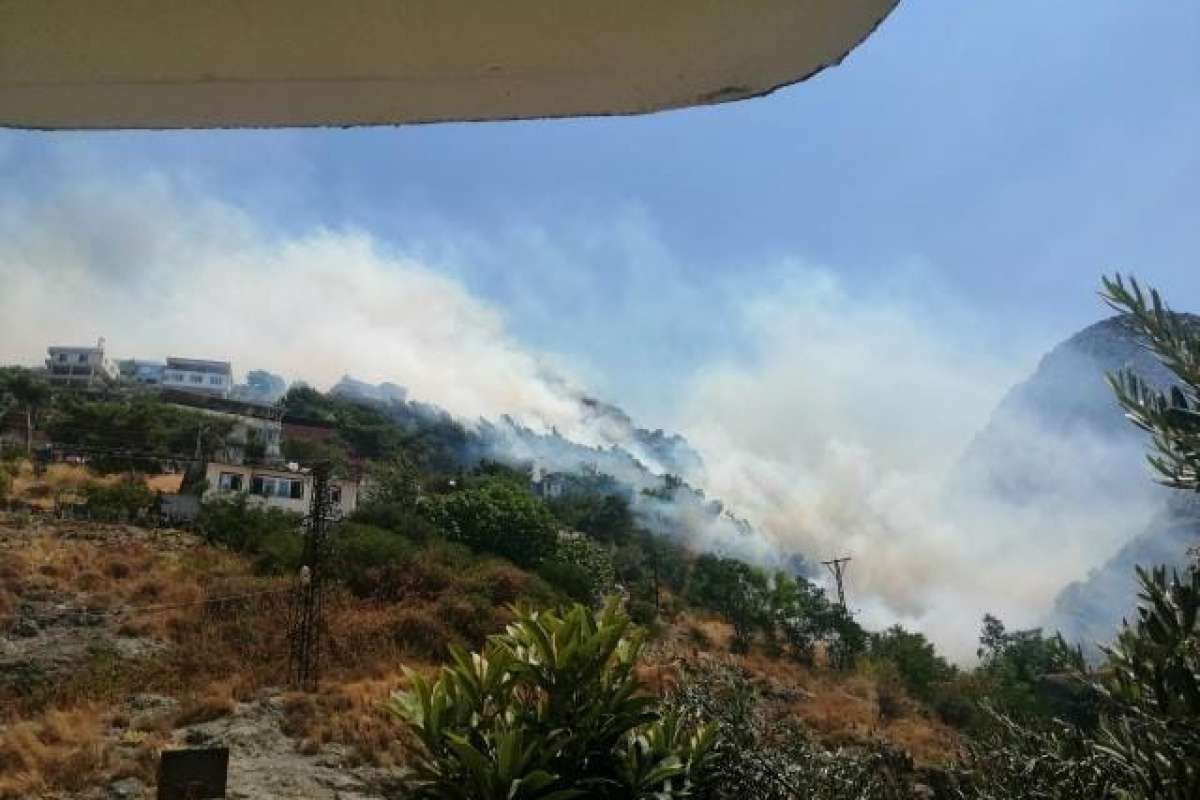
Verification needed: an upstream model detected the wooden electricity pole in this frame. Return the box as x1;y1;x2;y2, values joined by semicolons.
822;556;852;609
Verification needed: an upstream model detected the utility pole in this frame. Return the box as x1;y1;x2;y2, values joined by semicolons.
289;463;333;692
822;556;852;609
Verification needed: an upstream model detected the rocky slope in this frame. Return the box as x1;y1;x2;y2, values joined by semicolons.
954;314;1199;649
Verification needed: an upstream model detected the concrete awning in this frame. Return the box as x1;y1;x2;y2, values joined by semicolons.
1;1;899;130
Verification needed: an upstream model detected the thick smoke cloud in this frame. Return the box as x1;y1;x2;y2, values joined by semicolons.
678;272;1159;660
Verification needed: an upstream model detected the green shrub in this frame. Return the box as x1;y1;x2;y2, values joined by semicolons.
420;478;558;568
197;496;302;564
1095;565;1200;799
390;601;717;799
535;559;595;604
352;502;442;541
82;476;156;521
539;532;617;604
869;624;956;703
365;455;422;508
252;527;304;575
331;523;417;588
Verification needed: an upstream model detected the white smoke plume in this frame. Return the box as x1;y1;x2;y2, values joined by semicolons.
0;171;590;434
677;271;1160;661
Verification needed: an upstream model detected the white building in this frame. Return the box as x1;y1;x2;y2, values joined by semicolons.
203;461;362;518
45;339;119;387
162;357;233;398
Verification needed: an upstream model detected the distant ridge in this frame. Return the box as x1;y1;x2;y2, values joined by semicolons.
955;313;1200;648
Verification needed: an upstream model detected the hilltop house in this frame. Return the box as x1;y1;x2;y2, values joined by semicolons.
44;340;118;387
202;461;362;517
161;357;233;398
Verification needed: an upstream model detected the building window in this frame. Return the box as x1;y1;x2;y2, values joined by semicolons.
330;485;343;504
250;475;304;499
218;472;243;492
190;374;204;384
209;375;223;385
77;353;88;363
57;353;67;362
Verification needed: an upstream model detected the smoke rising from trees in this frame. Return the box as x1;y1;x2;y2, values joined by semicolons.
0;170;1166;660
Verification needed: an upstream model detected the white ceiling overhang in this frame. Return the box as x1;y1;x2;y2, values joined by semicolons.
0;0;899;129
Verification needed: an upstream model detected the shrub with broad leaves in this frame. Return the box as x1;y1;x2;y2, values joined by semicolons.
389;600;716;799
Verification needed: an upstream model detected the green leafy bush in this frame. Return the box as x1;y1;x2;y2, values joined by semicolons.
541;531;616;604
869;624;957;703
1094;565;1200;799
687;554;770;651
420;478;558;568
365;454;422;509
197;495;302;571
82;476;156;521
390;601;717;799
352;501;442;541
957;707;1127;799
534;558;595;605
331;523;419;595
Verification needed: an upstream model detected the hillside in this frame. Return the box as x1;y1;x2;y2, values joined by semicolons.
4;291;1195;798
0;512;959;799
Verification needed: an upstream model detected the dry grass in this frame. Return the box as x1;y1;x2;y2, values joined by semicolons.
649;612;961;766
7;462;181;510
0;704;167;800
145;474;184;494
2;514;961;797
11;462;94;509
280;671;436;767
0;516;533;794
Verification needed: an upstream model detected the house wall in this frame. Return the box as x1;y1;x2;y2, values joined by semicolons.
162;369;233;397
45;346;118;386
163;358;233;398
202;462;361;517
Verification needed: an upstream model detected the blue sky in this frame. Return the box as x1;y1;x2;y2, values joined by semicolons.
2;0;1197;646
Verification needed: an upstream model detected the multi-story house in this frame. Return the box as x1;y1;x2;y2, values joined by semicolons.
45;339;118;387
161;357;233;398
